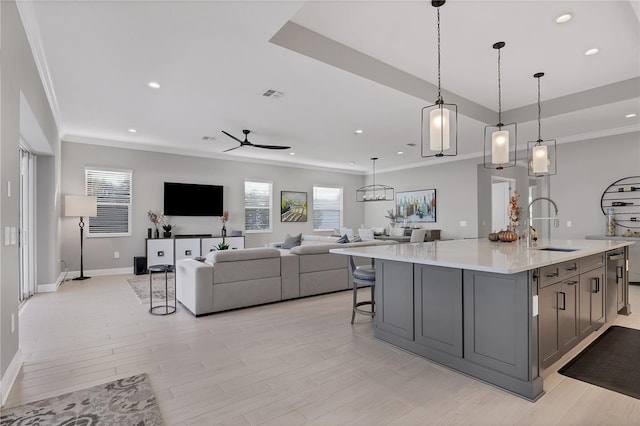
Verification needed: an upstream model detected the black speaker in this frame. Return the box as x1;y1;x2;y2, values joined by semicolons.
134;256;147;275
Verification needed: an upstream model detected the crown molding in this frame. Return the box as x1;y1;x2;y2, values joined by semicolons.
16;0;64;137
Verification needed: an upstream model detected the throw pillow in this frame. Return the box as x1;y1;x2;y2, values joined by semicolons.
282;233;302;249
351;236;362;243
336;234;350;244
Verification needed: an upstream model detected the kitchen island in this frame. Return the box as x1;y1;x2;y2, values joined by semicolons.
330;239;633;401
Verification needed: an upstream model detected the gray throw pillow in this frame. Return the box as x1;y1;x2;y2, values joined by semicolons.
336;234;350;244
351;236;362;242
282;233;302;249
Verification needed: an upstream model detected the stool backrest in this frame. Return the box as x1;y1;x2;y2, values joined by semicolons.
410;229;427;243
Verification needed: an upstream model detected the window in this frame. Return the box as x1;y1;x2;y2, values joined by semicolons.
85;168;132;237
244;180;272;233
313;186;343;231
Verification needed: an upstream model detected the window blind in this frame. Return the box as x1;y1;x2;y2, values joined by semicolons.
244;181;272;232
313;186;343;230
86;168;132;236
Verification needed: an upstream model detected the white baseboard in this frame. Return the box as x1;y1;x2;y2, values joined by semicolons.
37;273;65;293
66;267;133;279
1;350;23;407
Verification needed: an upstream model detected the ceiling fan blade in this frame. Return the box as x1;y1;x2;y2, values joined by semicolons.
223;146;241;153
221;130;244;144
252;144;291;150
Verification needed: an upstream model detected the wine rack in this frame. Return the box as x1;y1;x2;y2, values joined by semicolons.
600;176;640;230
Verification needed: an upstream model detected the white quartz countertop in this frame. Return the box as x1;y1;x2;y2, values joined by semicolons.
330;239;634;274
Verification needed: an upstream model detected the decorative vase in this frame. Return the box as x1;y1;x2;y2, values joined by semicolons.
154;228;159;239
222;223;227;237
163;231;171;238
488;232;500;242
147;228;152;239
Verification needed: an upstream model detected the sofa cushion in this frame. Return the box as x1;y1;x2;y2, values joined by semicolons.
336;234;350;244
289;243;343;255
206;247;280;265
213;258;280;284
282;233;302;249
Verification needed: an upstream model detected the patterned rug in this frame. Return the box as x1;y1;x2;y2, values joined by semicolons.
0;374;164;425
127;274;175;305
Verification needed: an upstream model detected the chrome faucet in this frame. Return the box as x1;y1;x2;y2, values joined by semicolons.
526;197;560;248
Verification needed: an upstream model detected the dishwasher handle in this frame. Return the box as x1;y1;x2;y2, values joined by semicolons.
608;253;625;261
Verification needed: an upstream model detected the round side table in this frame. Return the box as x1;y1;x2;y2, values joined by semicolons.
148;264;176;315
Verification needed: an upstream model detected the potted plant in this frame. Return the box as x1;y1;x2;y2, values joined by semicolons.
216;241;230;250
162;223;173;238
385;209;397;227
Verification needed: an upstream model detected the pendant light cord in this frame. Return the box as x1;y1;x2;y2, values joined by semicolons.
436;6;442;102
537;76;542;142
497;47;502;125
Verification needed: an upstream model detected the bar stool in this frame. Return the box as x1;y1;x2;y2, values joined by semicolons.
349;256;375;324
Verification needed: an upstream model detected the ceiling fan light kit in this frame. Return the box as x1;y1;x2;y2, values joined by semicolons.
484;41;518;170
528;72;557;177
356;157;394;202
421;0;458;159
220;129;290;152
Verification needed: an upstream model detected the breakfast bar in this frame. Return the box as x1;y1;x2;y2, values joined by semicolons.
331;239;633;401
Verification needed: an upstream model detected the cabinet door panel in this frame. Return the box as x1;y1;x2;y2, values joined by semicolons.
375;260;414;340
147;240;175;266
559;280;579;352
175;239;201;261
414;265;462;357
539;283;560;367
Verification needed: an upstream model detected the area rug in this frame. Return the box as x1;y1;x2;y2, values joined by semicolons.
558;326;640;399
127;274;175;305
0;374;164;425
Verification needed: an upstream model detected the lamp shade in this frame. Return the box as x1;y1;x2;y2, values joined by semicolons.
65;195;97;217
491;130;509;164
532;145;548;173
430;107;450;151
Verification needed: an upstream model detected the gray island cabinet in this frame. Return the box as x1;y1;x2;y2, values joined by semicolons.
331;239;633;401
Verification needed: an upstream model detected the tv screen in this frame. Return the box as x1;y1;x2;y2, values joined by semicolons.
163;182;224;216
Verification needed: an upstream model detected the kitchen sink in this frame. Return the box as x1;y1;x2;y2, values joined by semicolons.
536;247;580;252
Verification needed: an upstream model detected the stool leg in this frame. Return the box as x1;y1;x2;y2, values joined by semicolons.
351;285;357;324
371;285;375;316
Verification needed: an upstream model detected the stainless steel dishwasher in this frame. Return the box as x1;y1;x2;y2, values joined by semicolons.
606;249;626;323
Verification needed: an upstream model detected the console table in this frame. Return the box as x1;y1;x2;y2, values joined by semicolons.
146;235;245;266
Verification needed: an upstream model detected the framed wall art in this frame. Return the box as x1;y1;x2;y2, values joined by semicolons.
395;189;436;223
281;191;307;222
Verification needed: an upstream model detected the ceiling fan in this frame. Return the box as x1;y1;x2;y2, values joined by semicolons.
220;129;290;152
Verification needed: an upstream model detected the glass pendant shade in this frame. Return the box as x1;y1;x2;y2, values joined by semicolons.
421;1;457;159
483;41;517;170
528;72;557;177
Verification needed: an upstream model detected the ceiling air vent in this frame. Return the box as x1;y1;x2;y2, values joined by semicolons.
202;136;216;141
262;89;284;99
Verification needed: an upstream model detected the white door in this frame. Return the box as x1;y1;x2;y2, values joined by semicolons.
19;148;36;301
491;178;515;232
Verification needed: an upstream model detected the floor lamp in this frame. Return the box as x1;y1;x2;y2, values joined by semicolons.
65;195;97;281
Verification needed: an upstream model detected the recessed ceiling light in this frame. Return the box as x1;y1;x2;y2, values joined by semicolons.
555;13;572;24
406;142;417;147
289;152;296;155
626;113;637;118
584;48;599;56
397;151;404;155
148;81;160;89
128;129;137;133
348;161;356;165
354;129;364;135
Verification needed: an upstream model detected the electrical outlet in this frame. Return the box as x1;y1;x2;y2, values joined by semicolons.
10;227;17;245
459;220;467;227
4;227;10;246
566;221;572;228
114;251;120;259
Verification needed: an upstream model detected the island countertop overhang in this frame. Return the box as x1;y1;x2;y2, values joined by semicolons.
330;239;634;274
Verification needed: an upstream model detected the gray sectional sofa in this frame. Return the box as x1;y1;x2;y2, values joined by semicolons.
176;240;395;316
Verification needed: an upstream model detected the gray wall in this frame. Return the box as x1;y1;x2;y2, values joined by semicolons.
60;141;365;271
363;157;480;240
1;1;59;383
551;132;640;239
36;156;58;285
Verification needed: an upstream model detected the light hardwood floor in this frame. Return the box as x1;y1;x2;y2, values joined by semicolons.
5;275;640;425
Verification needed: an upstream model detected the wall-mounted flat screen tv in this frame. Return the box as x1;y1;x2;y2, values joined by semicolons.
164;182;224;216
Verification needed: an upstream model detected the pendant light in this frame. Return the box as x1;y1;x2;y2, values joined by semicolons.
484;41;517;170
528;72;557;177
421;0;458;158
356;157;394;202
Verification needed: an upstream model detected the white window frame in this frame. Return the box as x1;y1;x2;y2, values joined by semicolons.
85;167;133;237
244;180;273;234
313;185;344;231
